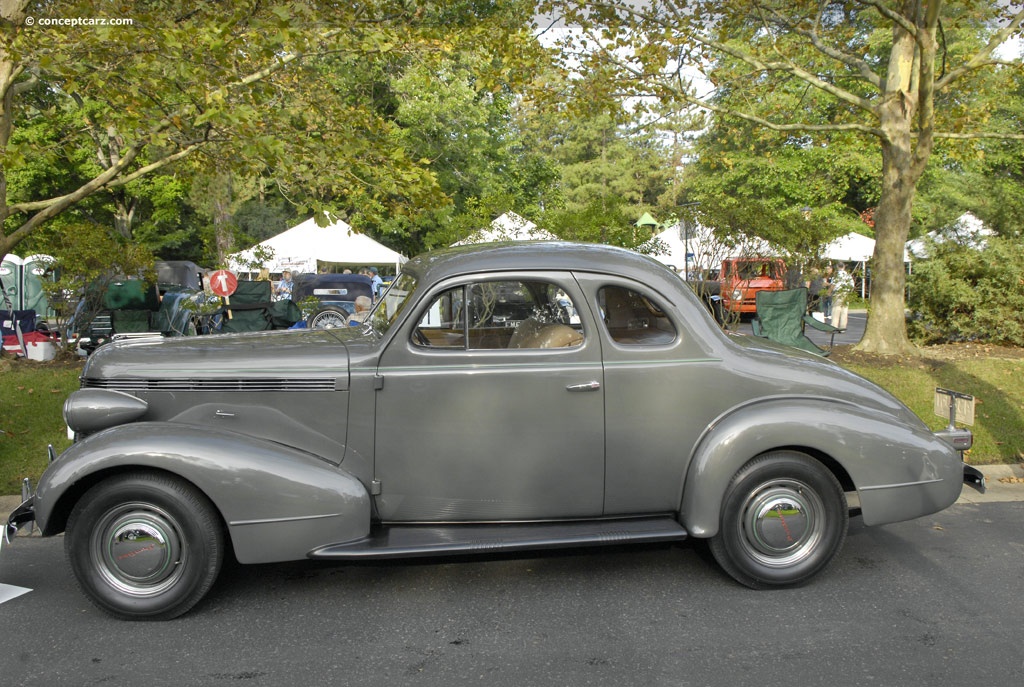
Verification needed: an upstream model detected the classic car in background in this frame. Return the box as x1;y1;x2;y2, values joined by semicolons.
5;242;982;619
291;273;374;328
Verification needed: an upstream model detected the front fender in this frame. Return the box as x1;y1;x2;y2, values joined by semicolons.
679;398;963;537
35;422;370;564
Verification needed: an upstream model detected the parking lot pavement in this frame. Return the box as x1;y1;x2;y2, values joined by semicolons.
731;309;867;348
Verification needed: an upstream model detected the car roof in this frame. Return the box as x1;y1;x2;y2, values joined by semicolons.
401;241;675;285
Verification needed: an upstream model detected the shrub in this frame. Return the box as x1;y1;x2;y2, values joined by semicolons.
907;235;1024;345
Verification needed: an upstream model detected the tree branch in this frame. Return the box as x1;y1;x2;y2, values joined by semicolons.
934;8;1024;91
756;2;883;90
859;0;919;37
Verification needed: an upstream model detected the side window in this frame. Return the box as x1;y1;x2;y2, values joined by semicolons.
598;286;676;345
414;280;584;350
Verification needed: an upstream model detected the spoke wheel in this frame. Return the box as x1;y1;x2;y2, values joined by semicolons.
709;452;847;589
66;472;224;620
309;307;349;329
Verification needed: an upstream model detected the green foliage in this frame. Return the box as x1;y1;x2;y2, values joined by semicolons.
2;0;543;260
907;236;1024;346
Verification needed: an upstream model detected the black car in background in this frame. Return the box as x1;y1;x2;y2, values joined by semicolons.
292;273;374;328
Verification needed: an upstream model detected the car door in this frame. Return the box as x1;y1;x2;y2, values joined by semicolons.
373;272;605;522
572;273;724;516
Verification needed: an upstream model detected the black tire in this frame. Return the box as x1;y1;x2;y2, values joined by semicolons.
709;452;848;589
307;306;349;329
65;472;225;620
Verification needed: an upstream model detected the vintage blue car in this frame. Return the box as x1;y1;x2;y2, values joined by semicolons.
5;242;983;619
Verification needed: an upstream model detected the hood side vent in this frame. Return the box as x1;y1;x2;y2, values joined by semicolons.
82;378;338;392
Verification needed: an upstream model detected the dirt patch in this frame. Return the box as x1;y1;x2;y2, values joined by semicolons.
830;343;1024;367
0;351;85;371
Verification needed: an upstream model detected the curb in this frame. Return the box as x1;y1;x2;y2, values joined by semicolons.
3;464;1021;539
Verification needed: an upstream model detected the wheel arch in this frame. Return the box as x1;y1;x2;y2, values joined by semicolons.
36;422;371;564
679;398;904;538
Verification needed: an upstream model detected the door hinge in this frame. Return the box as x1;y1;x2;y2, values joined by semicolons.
374;374;384;390
370;479;382;495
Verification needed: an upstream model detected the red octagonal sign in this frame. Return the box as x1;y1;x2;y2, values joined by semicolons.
208;269;238;297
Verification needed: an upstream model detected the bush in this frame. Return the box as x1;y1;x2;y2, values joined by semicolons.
907;235;1024;345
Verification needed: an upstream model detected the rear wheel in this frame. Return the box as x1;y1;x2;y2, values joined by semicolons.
308;306;349;329
65;472;224;620
709;452;847;589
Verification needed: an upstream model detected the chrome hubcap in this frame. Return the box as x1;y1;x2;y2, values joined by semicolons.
740;479;824;567
93;504;185;597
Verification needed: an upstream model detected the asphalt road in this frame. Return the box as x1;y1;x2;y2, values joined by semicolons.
733;311;868;349
2;497;1022;687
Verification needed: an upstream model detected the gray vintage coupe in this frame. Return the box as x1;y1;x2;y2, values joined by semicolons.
5;242;983;619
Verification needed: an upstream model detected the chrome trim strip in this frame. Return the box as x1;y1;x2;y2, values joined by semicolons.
859;478;944;492
230;512;343;527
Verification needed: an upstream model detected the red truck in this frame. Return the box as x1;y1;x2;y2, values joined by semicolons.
719;257;786;315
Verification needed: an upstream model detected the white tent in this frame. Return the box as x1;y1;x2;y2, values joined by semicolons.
905;212;993;259
228;216;407;276
823;232;876;262
650;223;777;277
452;212;557;246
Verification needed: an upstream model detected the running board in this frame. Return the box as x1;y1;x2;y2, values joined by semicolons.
309;516;688;560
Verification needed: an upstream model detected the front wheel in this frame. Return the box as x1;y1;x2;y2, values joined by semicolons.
65;472;225;620
709;452;848;589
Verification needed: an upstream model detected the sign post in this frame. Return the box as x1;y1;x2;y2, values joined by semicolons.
208;270;238;320
934;387;975;429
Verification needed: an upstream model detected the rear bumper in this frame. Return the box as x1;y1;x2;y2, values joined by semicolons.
963;463;986;494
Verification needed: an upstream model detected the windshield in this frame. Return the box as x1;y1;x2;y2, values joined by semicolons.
369;272;417;335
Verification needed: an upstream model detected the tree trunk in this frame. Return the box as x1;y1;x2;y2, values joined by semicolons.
858;138;916;354
855;5;927;356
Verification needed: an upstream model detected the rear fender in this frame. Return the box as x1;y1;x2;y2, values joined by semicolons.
679;399;963;537
35;422;370;564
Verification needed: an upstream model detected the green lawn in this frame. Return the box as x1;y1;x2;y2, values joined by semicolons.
0;358;81;494
1;347;1021;494
835;347;1024;466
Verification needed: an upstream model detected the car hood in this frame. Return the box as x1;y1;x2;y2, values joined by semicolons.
82;329;353;383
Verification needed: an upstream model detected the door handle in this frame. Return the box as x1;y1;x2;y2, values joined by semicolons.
566;381;601;392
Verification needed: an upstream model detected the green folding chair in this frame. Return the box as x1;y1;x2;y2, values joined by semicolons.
751;287;841;356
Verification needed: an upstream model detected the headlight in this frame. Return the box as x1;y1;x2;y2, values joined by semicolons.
731;289;743;300
64;389;149;434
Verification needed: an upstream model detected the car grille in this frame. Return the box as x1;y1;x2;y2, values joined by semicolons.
81;378;339;392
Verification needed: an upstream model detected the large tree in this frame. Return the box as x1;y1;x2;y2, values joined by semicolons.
1;1;538;262
542;0;1024;354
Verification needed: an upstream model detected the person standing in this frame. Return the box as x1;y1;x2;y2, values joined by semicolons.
368;267;383;299
830;265;854;330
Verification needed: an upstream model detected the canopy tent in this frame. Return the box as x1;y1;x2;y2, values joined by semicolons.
905;212;992;259
823;232;876;262
649;223;777;277
452;212;558;246
228;216;407;276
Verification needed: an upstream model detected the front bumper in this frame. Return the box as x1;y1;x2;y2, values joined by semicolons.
3;496;35;550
